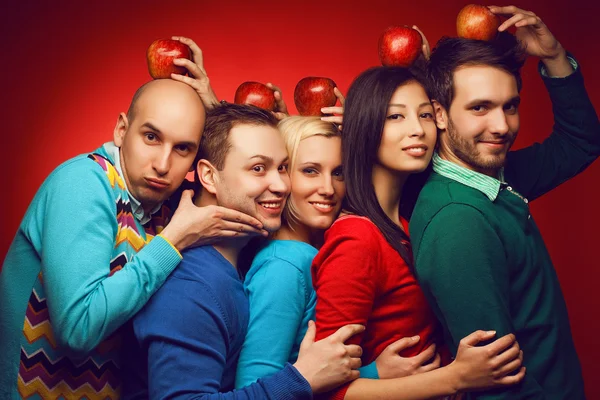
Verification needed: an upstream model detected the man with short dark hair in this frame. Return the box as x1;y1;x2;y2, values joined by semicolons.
124;103;364;399
410;5;600;399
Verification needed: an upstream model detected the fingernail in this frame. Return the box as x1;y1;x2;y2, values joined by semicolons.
487;330;496;334
412;335;420;341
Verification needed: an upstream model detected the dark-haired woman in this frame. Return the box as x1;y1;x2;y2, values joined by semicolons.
312;65;526;399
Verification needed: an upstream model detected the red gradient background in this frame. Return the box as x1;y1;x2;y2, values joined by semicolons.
2;0;599;397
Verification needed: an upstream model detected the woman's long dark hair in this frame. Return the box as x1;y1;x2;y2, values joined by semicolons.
342;66;429;268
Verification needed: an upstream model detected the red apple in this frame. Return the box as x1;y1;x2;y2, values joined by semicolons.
294;77;337;116
378;26;423;67
456;4;501;41
146;39;192;79
234;82;276;111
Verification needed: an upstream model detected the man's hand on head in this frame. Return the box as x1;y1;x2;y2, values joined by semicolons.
490;5;572;77
170;36;221;109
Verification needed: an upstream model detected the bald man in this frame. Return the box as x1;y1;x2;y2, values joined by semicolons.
0;79;267;398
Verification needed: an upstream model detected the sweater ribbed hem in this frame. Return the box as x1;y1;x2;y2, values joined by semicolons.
140;236;182;278
261;363;312;399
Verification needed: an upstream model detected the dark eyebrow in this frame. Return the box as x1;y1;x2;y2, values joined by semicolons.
141;123;198;149
508;96;521;106
249;155;273;163
249;155;289;165
465;96;521;109
388;102;432;108
141;122;162;134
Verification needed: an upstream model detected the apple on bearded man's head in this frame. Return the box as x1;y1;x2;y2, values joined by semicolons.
457;4;501;41
378;26;423;68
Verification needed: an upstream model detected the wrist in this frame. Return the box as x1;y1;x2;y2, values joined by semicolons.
541;43;566;62
159;225;185;252
444;362;464;395
292;361;315;391
540;45;572;77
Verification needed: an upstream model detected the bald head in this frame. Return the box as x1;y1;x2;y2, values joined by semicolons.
127;79;205;123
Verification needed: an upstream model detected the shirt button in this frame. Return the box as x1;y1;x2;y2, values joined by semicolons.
524;198;529;204
528;214;531;219
507;186;513;191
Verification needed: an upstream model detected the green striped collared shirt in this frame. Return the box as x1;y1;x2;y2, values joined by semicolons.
431;152;505;201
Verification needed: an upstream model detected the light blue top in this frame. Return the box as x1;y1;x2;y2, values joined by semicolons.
235;240;378;389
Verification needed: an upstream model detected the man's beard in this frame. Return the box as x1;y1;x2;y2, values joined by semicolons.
445;118;515;174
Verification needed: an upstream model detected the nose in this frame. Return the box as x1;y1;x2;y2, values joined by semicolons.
490;108;510;135
153;148;171;176
317;174;335;197
409;115;426;138
270;170;290;196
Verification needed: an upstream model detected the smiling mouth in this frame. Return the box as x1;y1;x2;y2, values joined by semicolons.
479;141;507;147
402;146;428;156
257;200;284;215
309;202;336;212
259;201;282;209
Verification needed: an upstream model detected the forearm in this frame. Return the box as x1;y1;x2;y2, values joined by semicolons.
41;164;182;352
152;364;311;400
236;259;306;388
543;55;600;154
49;236;181;352
344;365;461;400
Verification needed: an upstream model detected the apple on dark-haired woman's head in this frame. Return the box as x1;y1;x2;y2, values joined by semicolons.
378;26;423;68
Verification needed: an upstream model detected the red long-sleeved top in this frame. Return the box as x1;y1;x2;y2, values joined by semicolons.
312;215;440;399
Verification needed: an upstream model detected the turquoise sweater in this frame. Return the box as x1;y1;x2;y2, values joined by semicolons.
0;144;182;399
410;62;599;399
235;240;378;389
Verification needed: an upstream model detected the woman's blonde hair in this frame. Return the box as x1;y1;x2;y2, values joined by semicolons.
277;116;341;229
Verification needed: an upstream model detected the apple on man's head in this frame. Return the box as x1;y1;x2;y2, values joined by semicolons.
294;77;337;117
234;82;276;111
457;4;501;41
378;26;423;68
147;39;192;79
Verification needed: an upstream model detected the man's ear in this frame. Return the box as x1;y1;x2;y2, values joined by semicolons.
432;100;448;131
197;159;218;195
113;112;129;147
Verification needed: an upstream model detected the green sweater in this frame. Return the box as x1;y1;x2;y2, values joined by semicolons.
410;61;599;399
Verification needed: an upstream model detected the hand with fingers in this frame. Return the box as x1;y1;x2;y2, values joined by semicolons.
160;190;268;252
375;336;441;379
412;25;431;61
293;321;365;394
170;36;221;109
449;330;526;392
489;5;572;76
265;83;289;121
489;6;567;61
320;88;345;131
